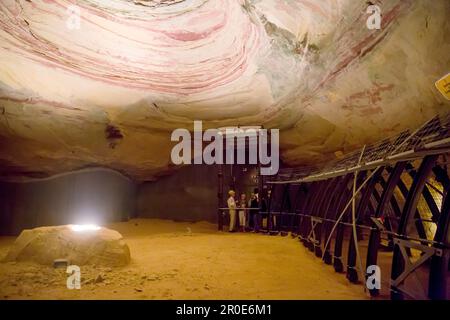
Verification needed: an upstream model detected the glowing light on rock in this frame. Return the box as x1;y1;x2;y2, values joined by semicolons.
69;224;101;232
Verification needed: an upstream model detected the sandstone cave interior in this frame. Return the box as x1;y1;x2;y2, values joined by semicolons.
0;0;449;301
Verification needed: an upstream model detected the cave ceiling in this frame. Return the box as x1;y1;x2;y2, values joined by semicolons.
0;0;449;181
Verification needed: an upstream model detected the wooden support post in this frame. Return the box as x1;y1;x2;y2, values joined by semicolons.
391;155;438;300
346;167;383;283
366;162;406;296
313;177;341;257
322;174;352;265
428;183;450;300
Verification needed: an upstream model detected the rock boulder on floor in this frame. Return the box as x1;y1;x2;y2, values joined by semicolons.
3;225;131;267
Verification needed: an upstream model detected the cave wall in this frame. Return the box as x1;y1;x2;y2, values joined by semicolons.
0;169;136;235
137;165;218;223
0;163;257;235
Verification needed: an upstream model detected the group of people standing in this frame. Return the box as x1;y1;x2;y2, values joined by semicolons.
226;189;268;232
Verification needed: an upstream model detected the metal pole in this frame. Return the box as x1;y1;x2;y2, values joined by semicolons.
351;146;366;287
322;166;382;260
217;164;224;231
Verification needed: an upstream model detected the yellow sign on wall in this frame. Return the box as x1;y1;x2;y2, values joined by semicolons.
435;73;450;100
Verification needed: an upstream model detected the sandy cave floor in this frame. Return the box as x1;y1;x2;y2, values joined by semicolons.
0;219;369;300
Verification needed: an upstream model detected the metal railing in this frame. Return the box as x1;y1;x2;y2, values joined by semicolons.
270;112;450;184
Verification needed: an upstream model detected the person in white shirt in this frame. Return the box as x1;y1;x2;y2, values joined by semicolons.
238;193;247;232
227;190;236;232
